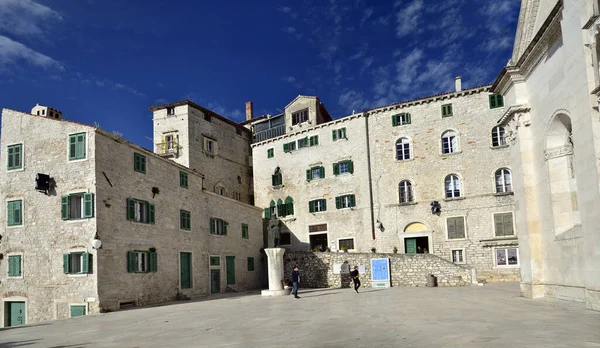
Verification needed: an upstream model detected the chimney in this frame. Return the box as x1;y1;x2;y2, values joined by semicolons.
245;101;253;121
455;76;462;92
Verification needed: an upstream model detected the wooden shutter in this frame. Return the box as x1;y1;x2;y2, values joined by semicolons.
333;163;339;175
223;220;228;235
497;95;504;107
7;201;15;226
7;256;14;277
313;136;318;146
127;251;136;272
226;256;235;285
77;134;86;159
350;194;356;207
69;135;77;160
264;208;271;219
287;202;294;216
319;166;325;178
406;113;411;124
455;217;465;238
309;200;315;213
7;146;14;168
13;201;21;225
503;214;513;235
271;175;277;186
392;115;398;126
332;130;337;141
447;218;456;239
63;253;71;274
149;204;155;224
283;143;290;153
341;128;346;138
348;160;354;174
248;257;254;271
306;169;312;181
335;196;341;209
61;195;70;220
277;200;284;217
321;199;327;211
84;193;94;218
494;214;504;236
489;95;496;108
127;199;135;221
210;217;216;233
82;252;89;274
149;252;158;272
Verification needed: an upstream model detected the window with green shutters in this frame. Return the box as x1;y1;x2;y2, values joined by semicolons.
7;200;23;226
134;153;147;174
392;113;411;126
8;255;22;277
180;210;191;230
242;223;249;239
272;168;282;186
68;133;86;161
63;252;90;274
446;217;466;239
493;213;514;237
306;166;325;181
332;128;347;141
126;250;157;273
70;305;86;317
61;193;94;220
126;198;155;224
489;94;504;109
335;194;356;209
284;196;294;216
210;217;228;235
180;171;188;188
333;160;354;175
226;256;235;285
309;135;319;146
441;104;453;117
7;144;23;170
247;257;255;271
308;199;327;213
283;142;297;153
298;137;309;148
267;148;274;158
210;256;220;266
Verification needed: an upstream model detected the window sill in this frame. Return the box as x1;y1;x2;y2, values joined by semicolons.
134;170;146;175
490;145;509;150
398;202;417;206
395;158;414;162
7;225;23;228
7;167;25;172
446;238;467;242
444;197;465;202
334;172;353;176
440;151;461;156
271;185;284;190
203;151;216;158
67;273;89;278
7;276;24;280
452;261;466;265
493;192;514;197
210;233;227;237
68;158;88;163
494;265;520;269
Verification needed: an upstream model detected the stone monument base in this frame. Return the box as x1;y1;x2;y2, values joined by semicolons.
261;289;290;297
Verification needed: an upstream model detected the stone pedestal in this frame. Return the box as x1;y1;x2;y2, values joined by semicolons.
261;248;288;297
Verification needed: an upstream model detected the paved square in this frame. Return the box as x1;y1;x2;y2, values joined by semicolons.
1;283;599;348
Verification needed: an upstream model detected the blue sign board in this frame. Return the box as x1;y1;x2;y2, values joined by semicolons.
370;258;390;282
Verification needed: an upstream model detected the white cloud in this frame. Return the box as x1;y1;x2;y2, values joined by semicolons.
479;36;513;52
349;43;368;60
360;8;374;27
206;102;243;120
0;35;63;72
281;76;296;83
282;27;296;34
338;90;369;113
396;0;423;37
279;6;292;13
0;0;63;38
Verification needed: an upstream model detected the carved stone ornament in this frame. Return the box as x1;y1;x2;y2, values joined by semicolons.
544;145;574;161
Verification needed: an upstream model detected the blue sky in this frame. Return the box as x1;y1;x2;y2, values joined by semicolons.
0;0;520;149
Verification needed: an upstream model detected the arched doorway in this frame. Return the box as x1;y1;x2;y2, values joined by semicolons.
401;222;432;254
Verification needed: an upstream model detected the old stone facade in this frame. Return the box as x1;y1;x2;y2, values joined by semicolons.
492;0;600;310
0;108;263;326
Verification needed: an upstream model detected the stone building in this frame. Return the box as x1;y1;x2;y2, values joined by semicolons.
0;107;263;327
250;83;520;283
491;0;600;310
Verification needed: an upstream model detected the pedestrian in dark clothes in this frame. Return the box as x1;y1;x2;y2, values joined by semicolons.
291;265;301;299
350;266;361;293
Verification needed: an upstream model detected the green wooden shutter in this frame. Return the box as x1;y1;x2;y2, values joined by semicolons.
350;195;356;207
82;252;89;274
7;201;14;226
322;199;327;211
341;128;346;138
406;113;411;124
333;163;339;175
497;95;504;107
210;217;215;233
447;218;456;239
13;201;22;226
448;104;453;116
84;193;94;218
306;169;312;181
313;136;318;146
148;204;155;224
248;257;255;271
226;256;235;285
348;160;354;174
264;208;271;219
319;166;325;178
61;195;69;220
494;214;503;236
455;218;465;238
287;202;294;215
277;199;284;217
271;174;277;186
332;130;337;141
283;143;290;153
7;145;14;169
127;251;136;272
127;199;135;221
489;95;495;108
8;255;20;277
223;221;228;235
309;200;315;213
392;115;398;126
69;135;77;160
76;134;86;159
70;305;86;317
149;252;158;272
63;254;71;274
335;196;341;209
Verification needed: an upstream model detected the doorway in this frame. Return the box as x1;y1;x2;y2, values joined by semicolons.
210;269;221;294
180;252;192;289
309;233;328;251
404;237;429;254
5;302;25;327
226;256;235;285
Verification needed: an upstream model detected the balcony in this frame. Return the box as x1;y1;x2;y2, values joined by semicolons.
155;142;180;157
254;125;286;143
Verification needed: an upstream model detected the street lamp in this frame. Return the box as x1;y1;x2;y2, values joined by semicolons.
91;232;102;250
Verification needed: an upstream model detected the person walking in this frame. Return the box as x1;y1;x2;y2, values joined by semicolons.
291;265;301;299
350;266;361;293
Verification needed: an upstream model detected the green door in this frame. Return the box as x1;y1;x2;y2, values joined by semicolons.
180;252;192;289
8;302;25;327
210;269;221;294
70;305;86;317
405;238;417;254
226;256;235;285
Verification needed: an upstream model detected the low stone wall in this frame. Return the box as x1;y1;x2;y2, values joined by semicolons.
283;251;473;288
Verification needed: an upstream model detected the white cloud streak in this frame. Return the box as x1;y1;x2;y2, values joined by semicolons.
0;0;63;38
0;35;63;72
396;0;424;38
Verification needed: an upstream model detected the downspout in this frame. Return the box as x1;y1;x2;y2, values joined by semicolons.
364;112;376;240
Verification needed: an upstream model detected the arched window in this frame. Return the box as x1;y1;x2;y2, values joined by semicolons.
285;196;294;216
491;126;507;147
272;167;282;186
441;130;458;154
269;200;276;217
399;180;413;203
445;174;461;198
396;138;411;160
495;168;512;193
277;198;284;217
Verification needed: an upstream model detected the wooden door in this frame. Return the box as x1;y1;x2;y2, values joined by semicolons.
8;302;25;327
405;238;417;254
226;256;235;285
211;269;221;294
180;252;192;289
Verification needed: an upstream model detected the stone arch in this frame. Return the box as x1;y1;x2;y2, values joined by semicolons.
400;222;432;254
404;222;428;233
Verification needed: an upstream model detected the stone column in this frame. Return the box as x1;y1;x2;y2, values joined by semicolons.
261;248;288;296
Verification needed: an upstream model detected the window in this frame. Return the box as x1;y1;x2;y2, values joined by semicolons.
163;133;177;154
283;141;297;153
441;130;458;154
292;108;309;125
495;168;512;193
309;223;327;232
494;213;514;237
7;200;23;226
392;113;411;126
398;180;413;203
7;144;22;170
127;250;158;273
332;128;347;141
489;94;504;109
309;199;327;213
445;174;461;198
204;137;216;154
338;238;355;250
167;107;175;115
446;217;466;239
495;248;519;267
8;255;22;277
61;193;94;220
333;160;354;175
265;200;276;218
70;305;86;318
68;133;86;161
215;185;226;196
277;198;285;217
180;210;191;230
267;148;274;158
306;166;325;181
247;257;255;271
210;256;220;266
126;198;155;224
491;126;507;147
396;138;411;160
284;196;294;216
272;168;282;186
309;135;319;146
298;137;309;148
441;104;453;117
335;194;356;209
451;249;465;263
242;223;249;239
210;217;228;235
180;171;188;188
280;232;291;245
63;252;90;274
134;153;146;174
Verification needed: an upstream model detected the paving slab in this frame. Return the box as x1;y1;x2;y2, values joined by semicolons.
0;283;599;348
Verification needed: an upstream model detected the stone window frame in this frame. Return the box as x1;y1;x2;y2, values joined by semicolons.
309;198;327;213
67;132;88;163
7;252;24;279
64;248;91;277
493;168;513;194
7;198;24;228
445;215;467;241
7;142;24;172
337;237;355;251
203;136;218;155
440;129;460;155
61;191;94;221
210;217;228;236
291;108;309;125
444;173;463;199
451;248;466;264
395;136;413;161
493;247;520;268
267;148;274;159
180;209;191;231
332;127;347;141
209;255;221;268
492;212;515;238
133;153;147;174
490;126;508;148
391;112;411;126
166;107;175;116
398;180;414;204
489;94;505;109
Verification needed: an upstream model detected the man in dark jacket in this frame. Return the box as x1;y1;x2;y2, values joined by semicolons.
291;265;300;299
350;266;361;293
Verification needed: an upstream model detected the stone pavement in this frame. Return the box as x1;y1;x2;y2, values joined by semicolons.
1;283;599;348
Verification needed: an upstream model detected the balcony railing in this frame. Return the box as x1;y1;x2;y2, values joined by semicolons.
254;125;286;143
155;142;180;157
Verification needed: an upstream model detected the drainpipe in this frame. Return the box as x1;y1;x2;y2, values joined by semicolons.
364;113;376;240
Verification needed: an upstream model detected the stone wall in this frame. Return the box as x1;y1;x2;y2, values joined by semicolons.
283;251;473;288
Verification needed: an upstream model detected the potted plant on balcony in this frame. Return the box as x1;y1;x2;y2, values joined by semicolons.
393;246;398;254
